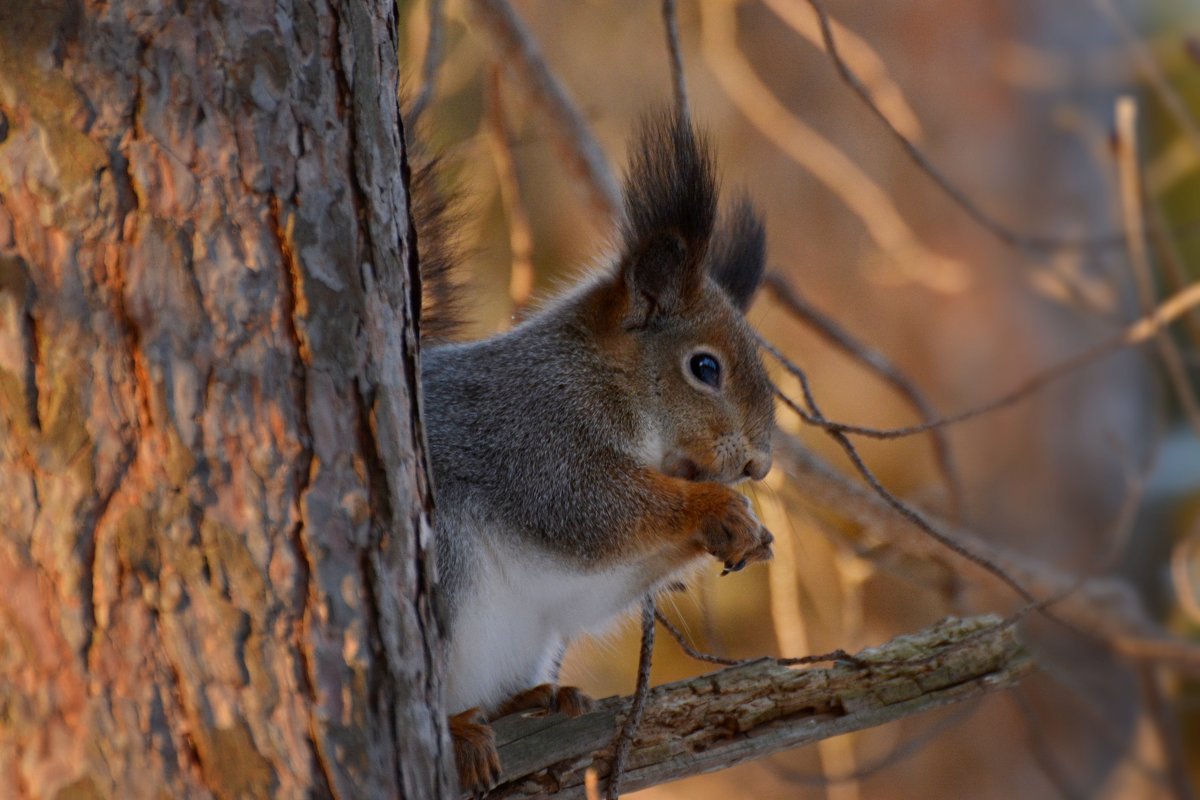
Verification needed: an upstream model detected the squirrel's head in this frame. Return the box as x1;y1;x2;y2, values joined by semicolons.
589;113;775;485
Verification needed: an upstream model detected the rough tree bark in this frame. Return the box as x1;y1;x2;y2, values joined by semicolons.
0;1;451;797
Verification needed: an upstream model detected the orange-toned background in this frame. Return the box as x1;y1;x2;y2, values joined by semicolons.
404;1;1200;797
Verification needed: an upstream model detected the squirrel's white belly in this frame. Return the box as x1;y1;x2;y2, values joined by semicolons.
445;541;662;715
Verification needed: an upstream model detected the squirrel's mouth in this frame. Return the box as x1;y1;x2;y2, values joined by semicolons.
661;452;747;485
662;450;763;482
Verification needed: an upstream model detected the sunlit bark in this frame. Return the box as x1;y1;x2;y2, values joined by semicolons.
0;1;450;796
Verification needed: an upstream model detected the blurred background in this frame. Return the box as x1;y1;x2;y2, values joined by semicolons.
402;0;1200;796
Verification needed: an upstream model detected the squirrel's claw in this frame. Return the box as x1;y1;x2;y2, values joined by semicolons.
704;491;774;575
554;685;595;717
494;683;595;720
721;557;748;576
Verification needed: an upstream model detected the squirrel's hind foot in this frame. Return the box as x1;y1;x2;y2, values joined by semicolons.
450;707;500;795
493;683;595;720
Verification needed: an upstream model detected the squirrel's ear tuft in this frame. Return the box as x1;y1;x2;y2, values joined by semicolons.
617;112;718;324
709;196;766;312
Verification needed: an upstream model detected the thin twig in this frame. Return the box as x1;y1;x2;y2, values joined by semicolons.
1011;690;1087;800
1137;663;1197;800
1147;195;1200;350
654;609;746;666
661;0;690;126
762;339;1053;612
584;769;601;800
1033;658;1174;791
764;701;979;787
606;598;656;800
760;483;863;798
1094;427;1160;574
696;574;728;657
772;432;1200;674
1110;636;1200;672
1091;0;1200;159
1113;95;1200;438
764;272;964;520
800;0;1129;254
485;65;537;320
407;0;445;129
764;280;1200;441
759;0;923;141
1170;525;1200;627
783;369;1176;651
654;608;858;668
468;0;622;220
773;346;1009;595
697;0;968;293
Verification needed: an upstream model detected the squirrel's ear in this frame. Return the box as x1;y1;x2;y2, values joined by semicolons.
616;113;717;325
709;197;766;312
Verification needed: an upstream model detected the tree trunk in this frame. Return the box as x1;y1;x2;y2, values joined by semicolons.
0;1;451;797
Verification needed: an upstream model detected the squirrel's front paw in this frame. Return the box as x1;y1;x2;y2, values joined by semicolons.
700;489;773;574
450;708;500;795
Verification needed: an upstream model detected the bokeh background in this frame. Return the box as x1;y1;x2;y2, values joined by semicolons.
402;1;1200;797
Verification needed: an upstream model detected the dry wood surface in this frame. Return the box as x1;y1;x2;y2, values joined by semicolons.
483;615;1033;799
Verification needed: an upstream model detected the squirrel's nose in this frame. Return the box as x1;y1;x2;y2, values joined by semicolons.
743;452;771;481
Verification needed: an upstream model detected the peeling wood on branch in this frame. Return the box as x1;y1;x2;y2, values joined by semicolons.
480;616;1033;799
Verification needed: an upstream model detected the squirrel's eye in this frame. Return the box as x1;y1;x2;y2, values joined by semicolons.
689;353;722;388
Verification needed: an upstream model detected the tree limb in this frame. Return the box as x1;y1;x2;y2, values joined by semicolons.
773;432;1139;626
482;616;1032;799
467;0;622;220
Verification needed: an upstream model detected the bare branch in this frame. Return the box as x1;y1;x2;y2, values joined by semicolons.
1147;193;1200;350
604;599;656;800
485;65;537;320
1092;0;1200;158
1111;636;1200;671
769;431;1200;667
761;339;1046;610
467;0;622;220
654;608;858;670
764;280;1200;441
654;609;747;666
764;702;979;787
483;616;1032;799
697;0;968;293
1136;664;1196;800
764;271;964;520
407;0;446;128
661;0;690;125
1170;526;1200;627
1011;690;1087;800
759;486;867;790
800;0;1129;254
760;0;923;141
1113;95;1200;438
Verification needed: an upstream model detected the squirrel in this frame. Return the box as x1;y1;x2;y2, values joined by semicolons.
414;112;776;793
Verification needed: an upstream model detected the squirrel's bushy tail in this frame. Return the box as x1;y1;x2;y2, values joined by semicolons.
410;152;467;343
